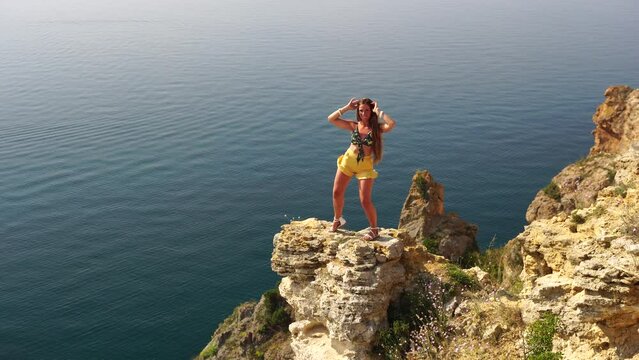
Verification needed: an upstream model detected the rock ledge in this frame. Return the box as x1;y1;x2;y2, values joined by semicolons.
271;218;407;360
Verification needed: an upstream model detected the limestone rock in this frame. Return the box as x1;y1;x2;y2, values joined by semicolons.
464;266;491;287
506;87;639;358
398;170;445;242
271;218;406;360
525;191;564;224
591;85;639;155
525;152;617;223
482;323;505;342
501;235;523;289
198;296;294;360
433;214;479;262
527;85;639;223
519;155;639;359
398;170;478;261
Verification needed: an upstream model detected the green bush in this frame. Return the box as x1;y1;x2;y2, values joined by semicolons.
422;236;440;254
543;182;561;202
458;235;503;283
571;213;586;224
459;250;480;268
376;274;449;359
509;279;524;295
446;264;479;290
415;173;430;201
482;247;504;282
262;288;279;313
200;343;218;358
268;308;290;328
460;250;503;283
260;286;291;332
614;183;628;198
525;313;562;360
254;349;265;360
377;320;410;360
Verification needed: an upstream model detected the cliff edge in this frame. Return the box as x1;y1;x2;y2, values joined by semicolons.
271;220;408;359
198;85;639;360
508;85;639;359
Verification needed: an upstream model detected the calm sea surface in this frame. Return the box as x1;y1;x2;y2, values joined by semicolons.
1;0;638;358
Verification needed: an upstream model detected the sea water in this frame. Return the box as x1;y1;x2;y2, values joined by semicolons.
1;0;638;358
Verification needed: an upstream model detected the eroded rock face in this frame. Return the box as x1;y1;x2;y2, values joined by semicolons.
591;85;639;155
271;218;407;360
398;170;445;240
526;85;639;223
398;170;478;261
501;235;523;289
431;214;479;262
503;86;639;359
518;152;639;359
525;153;617;223
198;297;295;360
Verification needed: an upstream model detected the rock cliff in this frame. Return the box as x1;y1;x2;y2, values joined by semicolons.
526;85;639;223
270;219;407;359
591;85;639;156
511;85;639;359
196;290;295;359
199;85;639;360
516;155;639;358
398;170;479;261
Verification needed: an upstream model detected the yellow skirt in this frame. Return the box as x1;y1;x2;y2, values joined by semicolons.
336;148;379;180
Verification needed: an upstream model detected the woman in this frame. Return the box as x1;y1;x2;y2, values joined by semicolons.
327;98;396;240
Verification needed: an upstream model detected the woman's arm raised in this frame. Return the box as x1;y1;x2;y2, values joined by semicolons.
328;98;358;131
380;112;396;133
373;101;396;133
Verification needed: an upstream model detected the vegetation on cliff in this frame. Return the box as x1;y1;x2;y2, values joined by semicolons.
375;273;451;359
196;284;293;360
374;239;528;359
523;313;562;360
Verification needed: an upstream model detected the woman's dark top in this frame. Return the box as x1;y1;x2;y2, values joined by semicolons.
351;127;374;162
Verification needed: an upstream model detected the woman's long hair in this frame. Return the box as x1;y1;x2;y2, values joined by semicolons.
356;98;383;164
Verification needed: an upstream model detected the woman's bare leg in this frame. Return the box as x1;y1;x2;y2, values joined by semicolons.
358;178;377;229
332;169;352;219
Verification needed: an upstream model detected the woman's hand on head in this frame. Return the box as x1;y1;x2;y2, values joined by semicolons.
347;98;359;110
372;100;380;114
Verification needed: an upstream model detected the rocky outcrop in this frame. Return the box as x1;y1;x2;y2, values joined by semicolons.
591;85;639;155
197;293;295;360
507;86;639;359
501;235;523;289
398;170;479;261
200;85;639;360
525;152;617;223
526;86;639;223
200;169;481;360
271;218;407;360
519;171;639;358
398;170;445;240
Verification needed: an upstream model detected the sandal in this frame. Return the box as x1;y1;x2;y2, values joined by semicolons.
363;227;380;241
330;217;347;232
